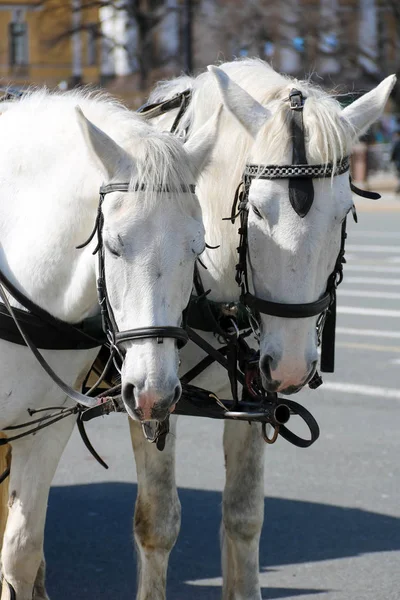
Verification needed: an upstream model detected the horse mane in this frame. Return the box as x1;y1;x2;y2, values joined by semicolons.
150;57;355;166
7;87;197;213
149;58;355;236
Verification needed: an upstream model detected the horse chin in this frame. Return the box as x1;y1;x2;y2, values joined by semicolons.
278;384;304;396
122;400;175;423
261;377;308;396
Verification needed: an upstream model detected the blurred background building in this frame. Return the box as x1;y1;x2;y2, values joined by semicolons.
0;0;399;184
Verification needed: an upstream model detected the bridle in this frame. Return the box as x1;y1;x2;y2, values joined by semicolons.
228;88;380;374
78;181;195;357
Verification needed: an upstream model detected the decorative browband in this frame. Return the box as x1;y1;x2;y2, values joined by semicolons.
244;157;350;180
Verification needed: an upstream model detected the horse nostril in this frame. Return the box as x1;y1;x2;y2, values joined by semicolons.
122;382;135;404
260;354;274;381
309;360;318;377
173;384;181;404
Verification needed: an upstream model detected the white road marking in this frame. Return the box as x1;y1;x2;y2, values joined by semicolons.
321;381;400;400
336;341;400;353
346;244;400;253
338;289;400;300
390;358;400;365
350;231;400;239
345;277;400;286
337;306;400;318
336;327;400;339
345;265;400;274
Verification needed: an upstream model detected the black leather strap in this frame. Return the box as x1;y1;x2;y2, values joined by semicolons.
0;280;99;408
115;326;188;348
137;90;191;120
289;90;314;217
241;290;332;319
0;466;10;484
350;179;381;200
278;399;320;448
0;269;102;348
320;293;336;372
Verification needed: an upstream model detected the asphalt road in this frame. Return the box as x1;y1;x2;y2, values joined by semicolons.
47;193;400;600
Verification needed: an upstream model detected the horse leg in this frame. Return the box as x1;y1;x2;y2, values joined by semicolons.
1;415;75;600
221;420;265;600
129;417;180;600
0;435;11;555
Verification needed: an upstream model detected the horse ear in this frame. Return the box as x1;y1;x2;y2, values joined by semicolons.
207;65;272;139
184;106;222;177
75;106;131;179
341;74;397;138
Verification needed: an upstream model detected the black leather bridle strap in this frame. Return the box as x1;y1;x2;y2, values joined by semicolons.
241;290;332;319
319;217;347;372
86;182;192;355
289;89;314;217
350;178;381;200
137;89;191;121
115;326;188;348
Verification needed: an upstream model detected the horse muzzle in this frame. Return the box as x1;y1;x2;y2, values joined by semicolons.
122;380;181;421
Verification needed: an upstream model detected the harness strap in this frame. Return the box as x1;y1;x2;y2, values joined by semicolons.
186;326;246;387
115;326;188;348
137;90;191;121
0;281;99;408
350;179;381;200
0;269;102;348
0;466;10;484
278;399;320;448
241;290;332;319
289;89;314;217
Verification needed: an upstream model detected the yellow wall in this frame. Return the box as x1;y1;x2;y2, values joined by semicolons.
0;0;100;89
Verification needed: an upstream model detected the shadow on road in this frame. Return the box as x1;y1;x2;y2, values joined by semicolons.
46;483;400;599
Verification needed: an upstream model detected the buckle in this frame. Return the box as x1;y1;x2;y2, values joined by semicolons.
289;89;304;110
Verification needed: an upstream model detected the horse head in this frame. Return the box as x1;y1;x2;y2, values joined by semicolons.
210;65;395;394
77;108;220;420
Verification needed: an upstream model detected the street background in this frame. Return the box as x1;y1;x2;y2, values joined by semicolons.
47;193;400;600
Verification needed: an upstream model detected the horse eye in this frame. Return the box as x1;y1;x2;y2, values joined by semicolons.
252;205;263;219
104;239;121;257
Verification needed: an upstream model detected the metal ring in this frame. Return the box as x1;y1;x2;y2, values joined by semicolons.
262;422;280;444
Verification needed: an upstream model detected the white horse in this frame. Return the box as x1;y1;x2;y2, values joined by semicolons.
0;89;219;599
127;59;396;599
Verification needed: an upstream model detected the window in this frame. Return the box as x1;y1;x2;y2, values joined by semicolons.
9;21;28;67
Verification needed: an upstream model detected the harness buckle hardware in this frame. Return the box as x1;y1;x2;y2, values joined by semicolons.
289;89;304;110
262;422;280;444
